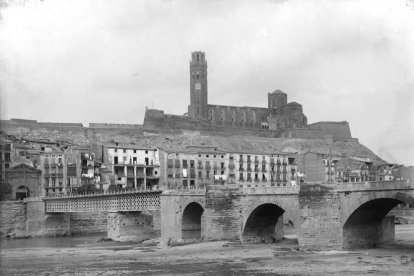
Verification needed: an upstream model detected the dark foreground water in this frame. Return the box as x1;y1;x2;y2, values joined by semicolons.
1;225;414;276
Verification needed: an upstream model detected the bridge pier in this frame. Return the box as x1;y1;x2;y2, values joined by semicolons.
25;197;70;237
107;210;160;242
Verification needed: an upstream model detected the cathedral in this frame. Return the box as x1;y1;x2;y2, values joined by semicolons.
187;51;307;130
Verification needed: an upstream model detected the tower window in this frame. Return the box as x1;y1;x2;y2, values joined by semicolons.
197;54;199;62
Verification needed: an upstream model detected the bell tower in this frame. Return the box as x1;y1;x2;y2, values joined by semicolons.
188;51;208;119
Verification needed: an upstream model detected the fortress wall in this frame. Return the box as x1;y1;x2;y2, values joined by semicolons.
281;128;325;139
307;121;352;139
89;123;143;129
37;122;84;128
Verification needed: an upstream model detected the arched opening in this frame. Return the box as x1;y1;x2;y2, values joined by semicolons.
243;203;285;243
343;198;403;250
182;202;204;240
15;186;30;200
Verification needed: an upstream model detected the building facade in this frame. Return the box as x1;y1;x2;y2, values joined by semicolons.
105;146;161;190
0;139;13;184
161;147;298;189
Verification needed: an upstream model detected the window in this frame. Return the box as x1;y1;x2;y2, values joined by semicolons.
134;150;136;153
123;149;126;153
221;162;225;169
145;150;148;154
221;155;224;158
115;149;118;153
199;154;201;157
221;171;224;175
214;155;216;158
206;155;209;158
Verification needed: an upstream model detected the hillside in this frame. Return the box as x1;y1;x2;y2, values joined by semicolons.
0;124;385;164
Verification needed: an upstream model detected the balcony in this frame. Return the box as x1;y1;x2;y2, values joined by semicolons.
44;163;50;168
147;174;160;179
56;173;64;178
198;165;203;169
254;159;259;164
205;165;211;171
67;163;76;167
254;167;259;172
136;173;145;178
239;167;244;171
50;163;56;168
246;177;252;182
43;173;50;178
229;164;235;169
247;166;252;172
189;174;196;178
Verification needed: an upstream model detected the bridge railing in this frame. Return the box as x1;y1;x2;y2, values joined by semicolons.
43;188;163;200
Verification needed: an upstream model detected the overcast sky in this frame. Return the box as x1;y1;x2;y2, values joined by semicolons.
0;0;413;165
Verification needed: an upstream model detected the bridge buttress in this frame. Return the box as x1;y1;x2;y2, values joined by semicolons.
25;197;70;237
107;210;160;242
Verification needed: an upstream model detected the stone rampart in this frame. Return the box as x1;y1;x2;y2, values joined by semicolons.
307;121;352;140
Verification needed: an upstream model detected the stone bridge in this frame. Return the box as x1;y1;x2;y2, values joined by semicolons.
25;180;414;250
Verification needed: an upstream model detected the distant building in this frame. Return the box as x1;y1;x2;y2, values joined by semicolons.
187;51;307;129
333;156;375;183
144;51;352;140
376;164;398;181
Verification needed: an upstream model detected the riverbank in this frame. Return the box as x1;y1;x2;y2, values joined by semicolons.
1;225;414;275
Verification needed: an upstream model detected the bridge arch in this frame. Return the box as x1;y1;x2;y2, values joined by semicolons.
182;202;204;240
341;192;414;249
242;203;285;242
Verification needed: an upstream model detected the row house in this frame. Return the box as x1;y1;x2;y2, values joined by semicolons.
40;151;80;195
160;147;298;189
106;146;161;190
161;148;229;189
40;150;98;195
0;138;13;184
233;153;297;187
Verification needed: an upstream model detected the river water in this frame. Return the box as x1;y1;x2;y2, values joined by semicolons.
1;225;414;275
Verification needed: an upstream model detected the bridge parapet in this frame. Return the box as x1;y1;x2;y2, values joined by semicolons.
241;186;299;195
162;188;206;196
336;180;412;192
